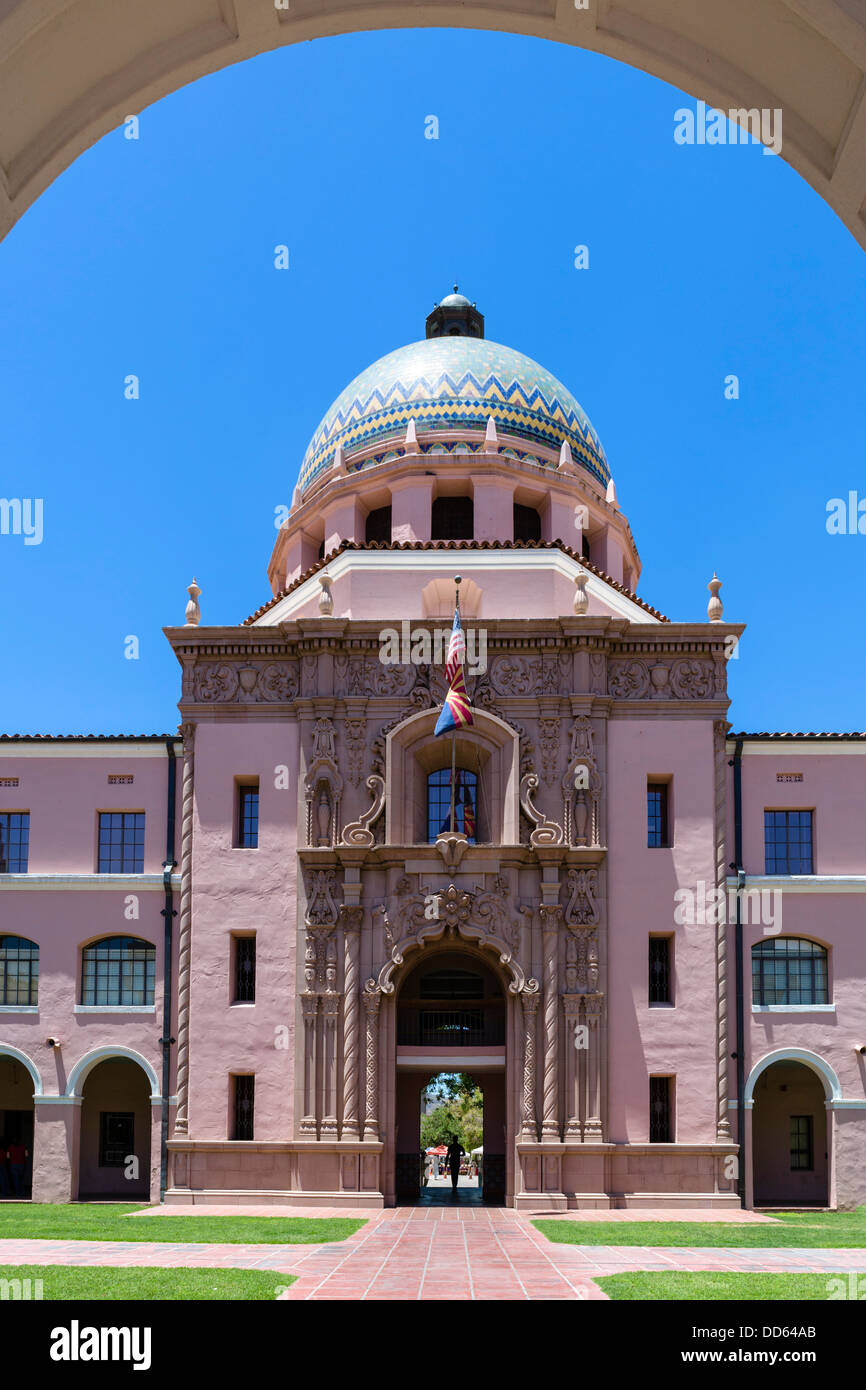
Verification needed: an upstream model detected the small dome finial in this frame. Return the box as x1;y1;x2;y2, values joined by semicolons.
707;572;723;623
184;577;201;627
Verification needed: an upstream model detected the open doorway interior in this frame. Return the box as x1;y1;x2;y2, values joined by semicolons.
421;1073;483;1198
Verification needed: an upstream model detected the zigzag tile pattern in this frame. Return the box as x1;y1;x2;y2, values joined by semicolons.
299;337;609;491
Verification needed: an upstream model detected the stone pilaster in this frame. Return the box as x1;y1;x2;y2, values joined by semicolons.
562;994;582;1137
173;721;195;1136
584;993;603;1138
300;993;319;1135
320;993;340;1138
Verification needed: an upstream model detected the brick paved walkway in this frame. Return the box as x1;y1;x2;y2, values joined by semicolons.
1;1207;863;1300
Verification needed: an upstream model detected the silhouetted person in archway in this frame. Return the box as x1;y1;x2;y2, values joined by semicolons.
446;1135;465;1193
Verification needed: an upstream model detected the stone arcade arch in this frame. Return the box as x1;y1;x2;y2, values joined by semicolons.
1;4;866;248
69;1047;161;1201
746;1048;840;1208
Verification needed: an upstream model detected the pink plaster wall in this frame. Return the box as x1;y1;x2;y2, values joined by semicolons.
607;718;720;1145
185;719;299;1141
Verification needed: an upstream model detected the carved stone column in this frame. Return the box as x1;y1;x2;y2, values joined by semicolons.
321;993;340;1138
340;907;362;1139
362;984;381;1140
173;721;195;1136
562;995;582;1138
539;906;561;1139
520;986;540;1140
584;993;603;1138
300;994;319;1135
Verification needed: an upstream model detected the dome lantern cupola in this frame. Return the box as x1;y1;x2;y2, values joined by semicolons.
425;284;484;339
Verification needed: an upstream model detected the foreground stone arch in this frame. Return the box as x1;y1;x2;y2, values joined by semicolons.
1;2;865;246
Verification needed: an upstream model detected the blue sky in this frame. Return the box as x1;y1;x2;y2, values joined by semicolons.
1;27;864;734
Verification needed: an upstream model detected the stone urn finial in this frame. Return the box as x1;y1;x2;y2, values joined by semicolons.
573;569;589;616
184;577;201;627
318;571;334;616
707;572;723;623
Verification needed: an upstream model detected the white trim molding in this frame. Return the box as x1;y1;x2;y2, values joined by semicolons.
726;741;866;756
73;1005;156;1015
752;1004;836;1013
65;1045;161;1099
744;1047;843;1105
0;873;181;891
0;1044;43;1095
255;547;659;626
34;1095;82;1107
0;742;182;759
726;874;866;894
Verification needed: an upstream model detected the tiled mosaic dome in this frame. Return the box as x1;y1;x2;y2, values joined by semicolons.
298;336;609;493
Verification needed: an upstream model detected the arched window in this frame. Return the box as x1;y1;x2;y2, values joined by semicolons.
0;936;38;1006
427;768;478;843
81;936;155;1006
752;938;828;1006
431;495;474;541
513;503;541;542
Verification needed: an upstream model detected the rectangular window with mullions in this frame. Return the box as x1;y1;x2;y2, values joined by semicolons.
97;812;145;873
649;1075;674;1142
648;936;673;1005
790;1115;813;1171
231;1074;255;1141
0;813;30;873
236;783;259;849
647;782;670;848
764;810;813;874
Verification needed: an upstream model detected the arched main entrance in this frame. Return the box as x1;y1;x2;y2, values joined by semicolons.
751;1059;830;1207
392;948;510;1206
1;5;865;248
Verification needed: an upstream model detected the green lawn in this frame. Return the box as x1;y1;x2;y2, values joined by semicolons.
0;1203;365;1245
535;1207;866;1249
597;1272;849;1300
0;1264;294;1300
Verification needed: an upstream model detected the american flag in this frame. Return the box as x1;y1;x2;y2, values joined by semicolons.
444;608;465;684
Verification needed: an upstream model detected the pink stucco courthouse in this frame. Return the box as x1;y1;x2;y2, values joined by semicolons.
1;290;864;1211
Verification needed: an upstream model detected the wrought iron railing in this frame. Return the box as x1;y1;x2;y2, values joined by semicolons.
397;1009;505;1046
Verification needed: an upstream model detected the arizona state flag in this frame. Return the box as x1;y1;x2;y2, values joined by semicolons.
434;666;473;735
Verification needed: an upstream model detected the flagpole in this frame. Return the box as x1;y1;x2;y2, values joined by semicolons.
449;575;461;834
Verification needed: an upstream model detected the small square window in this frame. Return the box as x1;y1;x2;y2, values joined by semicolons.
97;812;145;873
232;1074;255;1141
236;783;259;849
764;810;813;874
649;936;673;1005
99;1111;134;1167
790;1115;813;1171
0;813;29;873
649;1076;674;1143
233;936;256;1003
647;782;670;848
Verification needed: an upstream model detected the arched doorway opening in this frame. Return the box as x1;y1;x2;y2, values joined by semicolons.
0;1051;37;1200
77;1058;153;1201
752;1060;829;1206
393;950;507;1205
